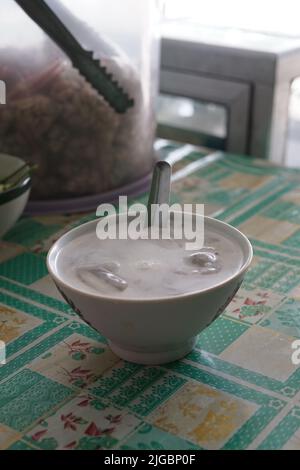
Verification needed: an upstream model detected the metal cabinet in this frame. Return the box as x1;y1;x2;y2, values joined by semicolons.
159;23;300;163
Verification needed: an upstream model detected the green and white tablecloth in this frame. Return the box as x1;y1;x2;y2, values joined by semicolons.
1;141;300;450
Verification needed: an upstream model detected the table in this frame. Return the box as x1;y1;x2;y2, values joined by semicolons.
1;141;300;450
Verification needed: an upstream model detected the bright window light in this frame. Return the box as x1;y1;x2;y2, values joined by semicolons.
163;0;300;37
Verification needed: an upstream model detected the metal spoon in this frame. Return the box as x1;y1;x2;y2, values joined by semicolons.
147;160;172;227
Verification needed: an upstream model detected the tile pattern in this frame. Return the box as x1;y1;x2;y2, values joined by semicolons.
1;140;300;449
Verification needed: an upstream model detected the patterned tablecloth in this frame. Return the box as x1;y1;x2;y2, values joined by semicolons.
1;140;300;450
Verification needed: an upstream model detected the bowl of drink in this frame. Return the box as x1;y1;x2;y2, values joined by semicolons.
47;211;252;365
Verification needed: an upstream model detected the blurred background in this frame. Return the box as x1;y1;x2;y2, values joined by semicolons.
158;0;300;166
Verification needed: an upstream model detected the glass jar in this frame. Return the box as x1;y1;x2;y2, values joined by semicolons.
0;0;160;200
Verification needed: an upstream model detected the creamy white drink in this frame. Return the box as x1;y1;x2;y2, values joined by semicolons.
56;224;244;300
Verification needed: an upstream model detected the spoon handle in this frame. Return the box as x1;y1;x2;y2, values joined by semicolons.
147;161;172;227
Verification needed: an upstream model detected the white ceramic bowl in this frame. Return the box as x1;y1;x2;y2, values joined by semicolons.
0;153;31;238
47;215;252;365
